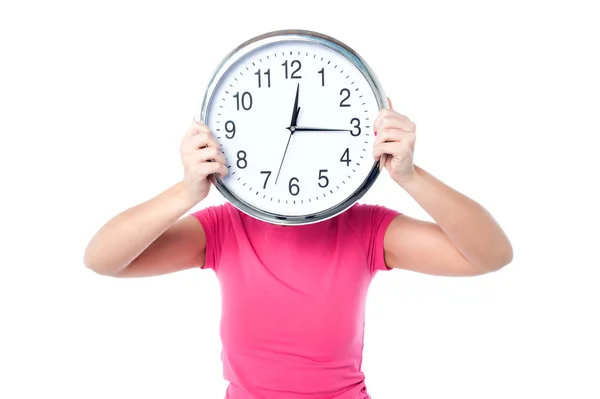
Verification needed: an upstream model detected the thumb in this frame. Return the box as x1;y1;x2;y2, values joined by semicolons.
387;97;394;110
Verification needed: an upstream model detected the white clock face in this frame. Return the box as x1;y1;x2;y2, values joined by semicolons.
205;39;381;219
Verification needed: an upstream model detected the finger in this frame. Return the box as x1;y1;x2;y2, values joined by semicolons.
387;97;394;110
186;119;211;137
373;142;400;160
375;112;415;133
193;146;228;164
212;162;229;177
196;161;228;179
192;116;206;128
374;107;411;128
214;162;229;177
379;154;388;172
208;174;217;186
373;128;414;147
182;131;219;154
374;107;402;125
183;150;226;169
190;132;220;150
379;118;415;132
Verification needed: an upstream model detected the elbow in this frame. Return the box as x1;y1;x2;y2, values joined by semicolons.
501;243;514;268
83;246;122;277
83;249;105;275
83;238;104;274
477;242;514;275
83;246;96;271
496;240;514;270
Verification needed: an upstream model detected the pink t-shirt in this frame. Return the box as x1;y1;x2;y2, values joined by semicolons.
192;202;399;399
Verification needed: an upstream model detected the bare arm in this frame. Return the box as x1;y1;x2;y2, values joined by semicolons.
384;166;513;276
83;181;207;277
373;104;512;277
83;120;228;278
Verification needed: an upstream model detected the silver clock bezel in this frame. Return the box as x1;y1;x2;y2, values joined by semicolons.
199;29;388;225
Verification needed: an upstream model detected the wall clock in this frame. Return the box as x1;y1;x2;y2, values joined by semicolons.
199;29;388;225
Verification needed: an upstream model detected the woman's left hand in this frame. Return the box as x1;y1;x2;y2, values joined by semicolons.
373;98;418;184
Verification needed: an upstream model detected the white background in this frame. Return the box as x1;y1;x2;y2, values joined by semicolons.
1;0;599;398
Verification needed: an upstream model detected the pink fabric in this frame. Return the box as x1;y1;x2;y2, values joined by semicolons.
192;202;399;399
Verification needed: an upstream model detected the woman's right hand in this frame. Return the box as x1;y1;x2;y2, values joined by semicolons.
180;119;228;203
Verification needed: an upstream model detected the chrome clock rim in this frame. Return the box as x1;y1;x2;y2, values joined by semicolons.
199;29;388;225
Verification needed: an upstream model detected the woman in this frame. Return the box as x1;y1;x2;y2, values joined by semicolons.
84;101;513;398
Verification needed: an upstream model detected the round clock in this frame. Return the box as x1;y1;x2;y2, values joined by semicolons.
198;29;388;225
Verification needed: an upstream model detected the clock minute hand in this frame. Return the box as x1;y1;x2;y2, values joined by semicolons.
275;132;293;184
294;126;351;132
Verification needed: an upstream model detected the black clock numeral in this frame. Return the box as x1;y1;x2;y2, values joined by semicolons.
237;150;247;169
350;118;361;136
289;177;300;196
318;169;329;188
318;68;325;86
255;69;271;88
340;148;351;166
282;60;302;79
225;120;235;139
260;171;271;189
233;92;253;110
339;88;351;107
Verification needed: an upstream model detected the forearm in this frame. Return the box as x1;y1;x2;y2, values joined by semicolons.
398;166;513;271
83;181;199;275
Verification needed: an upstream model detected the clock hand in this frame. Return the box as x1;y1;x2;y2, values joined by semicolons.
277;85;301;184
275;132;293;184
294;126;351;132
289;83;300;128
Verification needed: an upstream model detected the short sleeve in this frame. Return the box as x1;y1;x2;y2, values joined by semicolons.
345;203;400;274
190;203;231;271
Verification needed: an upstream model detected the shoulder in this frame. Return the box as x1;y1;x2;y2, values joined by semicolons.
191;201;236;217
340;202;401;242
191;201;238;232
189;202;239;271
343;203;400;227
341;203;401;273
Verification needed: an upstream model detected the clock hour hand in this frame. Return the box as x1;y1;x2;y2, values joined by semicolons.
289;83;300;128
293;126;351;132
